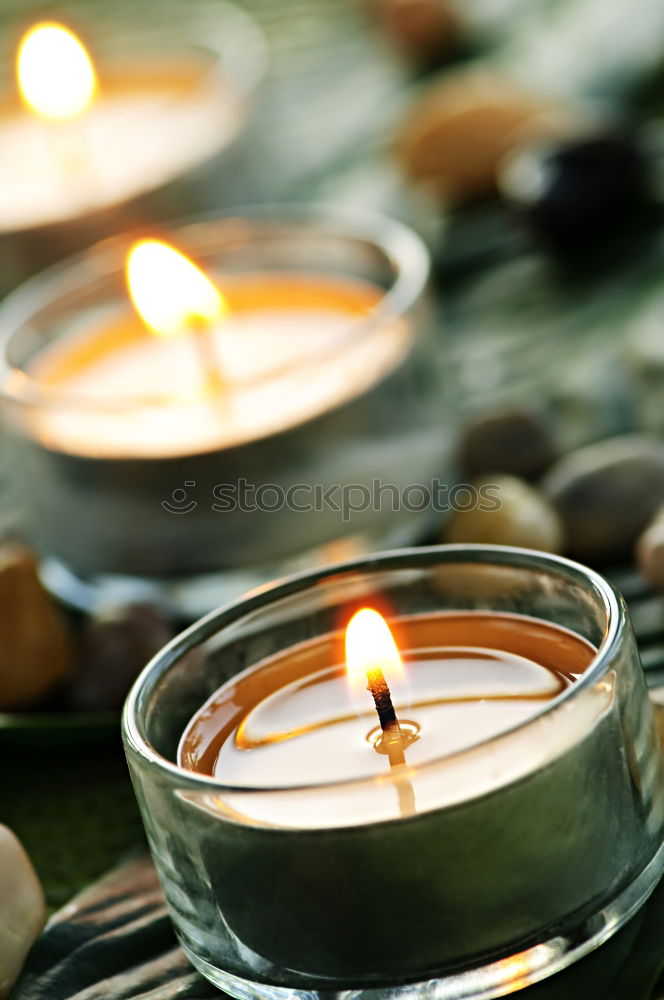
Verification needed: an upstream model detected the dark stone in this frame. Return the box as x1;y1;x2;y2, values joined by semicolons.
500;128;655;257
542;435;664;563
68;603;173;712
458;408;558;480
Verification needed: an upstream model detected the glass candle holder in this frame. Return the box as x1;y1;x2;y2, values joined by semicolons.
0;207;447;615
0;0;266;290
122;543;664;1000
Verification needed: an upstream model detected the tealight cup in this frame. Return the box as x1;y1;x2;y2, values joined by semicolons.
0;0;266;290
122;543;664;1000
0;207;447;615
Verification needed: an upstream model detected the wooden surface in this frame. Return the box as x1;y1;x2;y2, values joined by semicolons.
9;851;664;1000
11;856;218;1000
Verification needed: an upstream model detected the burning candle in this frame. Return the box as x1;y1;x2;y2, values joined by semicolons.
123;545;664;999
0;210;446;612
178;607;598;826
25;238;411;458
0;4;265;288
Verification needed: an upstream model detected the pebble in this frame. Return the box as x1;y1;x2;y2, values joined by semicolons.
458;407;558;480
444;475;564;552
69;602;173;712
396;71;571;204
636;509;664;592
368;0;460;68
0;544;73;711
0;825;45;999
499;128;651;255
542;436;664;563
625;290;664;438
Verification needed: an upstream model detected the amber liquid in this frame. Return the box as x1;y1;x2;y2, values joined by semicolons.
179;612;596;789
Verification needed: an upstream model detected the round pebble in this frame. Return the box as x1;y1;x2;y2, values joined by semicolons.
369;0;460;68
396;71;571;204
0;825;45;999
636;509;664;591
542;435;664;563
69;602;173;712
458;407;558;480
0;544;73;711
499;128;652;255
444;475;564;552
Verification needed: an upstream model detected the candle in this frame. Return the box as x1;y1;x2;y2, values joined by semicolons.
176;608;610;968
122;545;664;998
179;609;598;826
25;243;409;458
0;211;446;611
0;5;265;288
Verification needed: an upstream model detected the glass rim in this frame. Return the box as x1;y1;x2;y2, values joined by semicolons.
1;0;267;94
0;204;430;412
122;543;624;797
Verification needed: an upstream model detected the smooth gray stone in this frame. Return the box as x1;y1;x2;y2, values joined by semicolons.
458;407;558;480
542;436;664;563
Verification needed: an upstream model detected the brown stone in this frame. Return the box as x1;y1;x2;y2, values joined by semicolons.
636;509;664;592
70;602;173;712
0;544;73;710
370;0;460;66
396;71;572;204
444;475;564;552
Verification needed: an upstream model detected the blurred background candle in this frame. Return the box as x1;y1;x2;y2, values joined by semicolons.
0;208;449;616
0;0;266;291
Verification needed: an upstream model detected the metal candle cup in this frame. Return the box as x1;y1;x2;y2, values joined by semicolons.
122;544;664;1000
0;0;265;291
0;208;447;612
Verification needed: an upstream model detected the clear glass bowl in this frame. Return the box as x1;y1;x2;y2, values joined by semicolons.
0;206;449;614
122;543;664;1000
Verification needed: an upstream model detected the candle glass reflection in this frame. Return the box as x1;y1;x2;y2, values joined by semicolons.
0;0;266;291
0;207;447;615
122;544;664;1000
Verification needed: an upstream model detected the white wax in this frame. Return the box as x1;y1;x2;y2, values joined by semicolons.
202;679;612;829
180;616;611;829
216;650;566;785
26;275;412;457
0;60;242;231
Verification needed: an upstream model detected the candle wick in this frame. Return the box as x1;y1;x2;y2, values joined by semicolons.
366;666;400;732
366;667;416;816
189;317;226;400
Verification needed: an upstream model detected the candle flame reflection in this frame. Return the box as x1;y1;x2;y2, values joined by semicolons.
126;239;227;338
345;608;406;697
17;23;97;121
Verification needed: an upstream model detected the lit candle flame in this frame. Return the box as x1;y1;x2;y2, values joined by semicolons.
17;23;97;121
126;239;226;338
345;608;405;695
345;608;416;816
